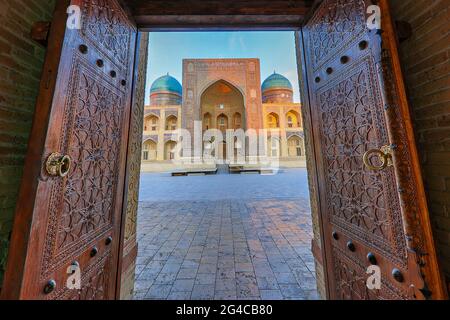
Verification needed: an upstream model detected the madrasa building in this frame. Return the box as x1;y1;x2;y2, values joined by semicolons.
141;58;305;172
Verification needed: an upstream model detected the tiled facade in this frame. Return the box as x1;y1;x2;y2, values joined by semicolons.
262;103;305;159
142;59;305;169
142;106;182;161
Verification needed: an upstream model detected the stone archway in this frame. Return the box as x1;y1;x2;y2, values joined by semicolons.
267;112;280;128
200;80;245;131
144;114;160;132
203;112;212;130
286;110;301;128
164;140;178;160
233;112;242;129
142;139;157;161
200;80;246;160
267;136;281;158
165;115;178;131
181;59;264;142
287;135;304;157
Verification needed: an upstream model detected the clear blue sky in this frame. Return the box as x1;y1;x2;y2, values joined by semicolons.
145;32;300;105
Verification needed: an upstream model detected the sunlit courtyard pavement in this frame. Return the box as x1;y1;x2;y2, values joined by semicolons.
133;168;319;300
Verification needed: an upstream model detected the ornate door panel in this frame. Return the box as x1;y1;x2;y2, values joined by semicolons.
302;0;446;299
2;0;136;299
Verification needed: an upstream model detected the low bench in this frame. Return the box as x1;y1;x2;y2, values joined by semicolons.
171;168;218;176
228;165;276;175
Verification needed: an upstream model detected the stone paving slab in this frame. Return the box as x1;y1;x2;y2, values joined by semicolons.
134;201;318;299
134;169;319;300
138;168;310;201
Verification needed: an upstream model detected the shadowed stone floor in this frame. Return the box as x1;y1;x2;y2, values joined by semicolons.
133;169;319;300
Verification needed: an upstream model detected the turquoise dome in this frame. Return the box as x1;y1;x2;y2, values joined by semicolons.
150;74;182;95
262;72;293;92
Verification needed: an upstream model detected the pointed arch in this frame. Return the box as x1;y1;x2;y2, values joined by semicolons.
287;135;304;157
165;114;178;131
217;113;229;130
142;139;157;161
199;79;245;100
164;140;178;160
267;112;280;128
144;114;160;132
203;112;212;130
286;110;301;128
200;79;246;131
267;136;281;157
233;112;242;129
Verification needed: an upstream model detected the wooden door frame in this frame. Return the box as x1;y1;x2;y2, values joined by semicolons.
2;0;446;300
116;31;147;300
115;4;331;300
120;0;447;299
295;28;331;299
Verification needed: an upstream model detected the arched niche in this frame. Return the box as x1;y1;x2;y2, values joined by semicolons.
200;80;246;131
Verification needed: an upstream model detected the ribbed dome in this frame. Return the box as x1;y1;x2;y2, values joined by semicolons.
262;72;293;92
150;74;182;95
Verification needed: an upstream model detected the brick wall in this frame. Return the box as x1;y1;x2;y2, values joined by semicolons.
0;0;56;288
391;0;450;284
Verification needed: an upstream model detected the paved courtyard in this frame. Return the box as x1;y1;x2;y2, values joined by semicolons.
134;168;319;300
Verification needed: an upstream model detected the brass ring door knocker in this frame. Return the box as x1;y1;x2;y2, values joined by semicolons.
363;145;393;171
46;153;72;177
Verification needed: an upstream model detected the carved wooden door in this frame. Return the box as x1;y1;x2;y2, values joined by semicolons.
1;0;136;299
301;0;446;299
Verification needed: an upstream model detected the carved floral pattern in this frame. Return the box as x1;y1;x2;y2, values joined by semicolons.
124;34;149;247
307;0;366;71
50;252;111;300
12;0;137;300
317;60;407;262
333;247;405;300
304;0;430;300
76;259;109;300
41;57;127;280
58;65;124;250
82;0;133;69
